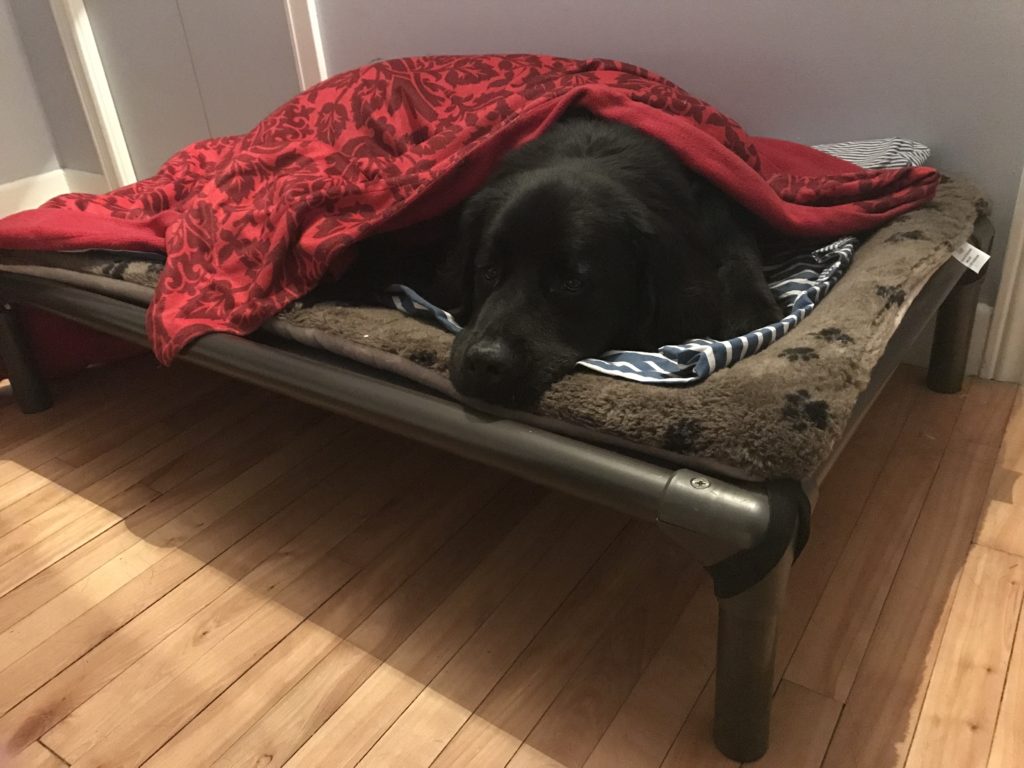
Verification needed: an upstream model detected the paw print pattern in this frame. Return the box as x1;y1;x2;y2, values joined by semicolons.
410;349;438;367
876;285;906;310
778;347;819;362
814;327;854;345
884;229;926;244
664;417;705;453
782;389;831;431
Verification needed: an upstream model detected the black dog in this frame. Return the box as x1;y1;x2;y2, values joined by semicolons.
335;111;782;407
448;112;781;406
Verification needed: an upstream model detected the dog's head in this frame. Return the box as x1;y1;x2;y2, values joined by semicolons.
449;169;705;407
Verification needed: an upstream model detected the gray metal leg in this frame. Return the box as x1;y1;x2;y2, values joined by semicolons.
927;269;983;394
927;218;993;395
658;475;805;762
0;303;52;413
713;534;795;762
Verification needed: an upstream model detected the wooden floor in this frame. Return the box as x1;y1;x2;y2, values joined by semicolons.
0;358;1022;768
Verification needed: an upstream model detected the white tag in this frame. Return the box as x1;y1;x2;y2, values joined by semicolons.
952;242;991;274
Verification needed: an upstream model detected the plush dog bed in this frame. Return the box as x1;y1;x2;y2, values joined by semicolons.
0;177;985;480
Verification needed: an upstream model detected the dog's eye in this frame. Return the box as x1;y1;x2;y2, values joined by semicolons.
560;277;583;294
479;266;500;284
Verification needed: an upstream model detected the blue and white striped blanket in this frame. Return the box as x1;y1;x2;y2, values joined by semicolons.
388;138;930;385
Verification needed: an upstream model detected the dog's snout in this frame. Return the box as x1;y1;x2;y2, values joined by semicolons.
463;339;514;385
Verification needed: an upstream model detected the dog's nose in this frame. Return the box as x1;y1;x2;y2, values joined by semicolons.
463;339;514;387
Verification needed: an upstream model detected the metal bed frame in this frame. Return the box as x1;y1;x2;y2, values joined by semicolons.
0;217;990;761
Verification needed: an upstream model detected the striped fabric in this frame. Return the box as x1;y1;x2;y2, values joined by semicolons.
388;137;930;385
813;137;931;170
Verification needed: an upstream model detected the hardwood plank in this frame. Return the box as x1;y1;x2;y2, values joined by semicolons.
661;677;842;768
0;459;73;514
657;683;733;768
0;397;314;635
147;482;550;768
0;383;68;451
4;740;66;768
53;377;238;468
784;445;941;701
496;746;567;768
661;677;843;768
744;681;841;768
209;495;618;768
947;379;1018;450
894;374;968;449
0;361;211;489
139;390;276;493
0;358;162;454
0;387;299;593
372;524;665;768
115;473;521;766
48;457;508;766
993;389;1024;469
775;432;897;681
976;500;1024;558
583;586;717;768
0;419;342;751
822;440;999;768
976;389;1024;557
785;387;967;701
0;378;228;554
0;418;171;545
0;483;160;599
904;545;1023;768
9;373;240;506
988;590;1024;768
504;554;704;768
279;510;631;768
0;397;299;660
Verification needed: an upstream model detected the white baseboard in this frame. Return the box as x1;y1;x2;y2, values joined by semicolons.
63;169;111;194
904;301;993;377
0;168;109;216
0;169;71;215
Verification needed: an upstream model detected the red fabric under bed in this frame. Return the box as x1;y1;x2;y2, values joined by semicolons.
0;55;939;374
0;308;143;381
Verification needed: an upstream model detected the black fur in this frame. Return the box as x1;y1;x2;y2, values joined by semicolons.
331;112;782;407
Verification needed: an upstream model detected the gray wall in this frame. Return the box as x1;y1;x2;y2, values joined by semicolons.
8;0;103;175
317;0;1024;303
85;0;301;178
0;0;60;183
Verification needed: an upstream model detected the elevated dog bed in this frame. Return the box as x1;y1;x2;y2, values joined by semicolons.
0;55;990;762
0;177;986;480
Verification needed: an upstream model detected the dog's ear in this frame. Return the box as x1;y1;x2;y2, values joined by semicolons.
627;204;721;349
449;186;507;323
624;204;668;348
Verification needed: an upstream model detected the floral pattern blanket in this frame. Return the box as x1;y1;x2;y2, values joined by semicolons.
0;55;938;364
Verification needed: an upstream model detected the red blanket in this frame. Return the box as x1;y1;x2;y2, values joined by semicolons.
0;55;938;364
